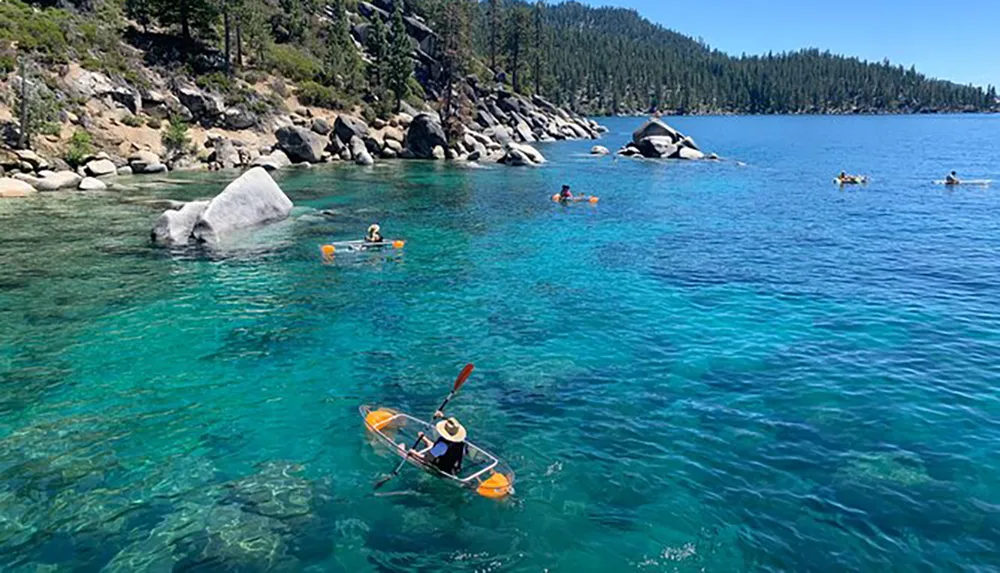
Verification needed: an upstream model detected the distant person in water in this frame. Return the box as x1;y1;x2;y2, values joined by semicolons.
945;171;960;185
559;185;573;202
366;224;383;243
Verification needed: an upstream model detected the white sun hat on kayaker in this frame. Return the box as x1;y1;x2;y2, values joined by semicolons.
435;417;467;443
368;223;380;234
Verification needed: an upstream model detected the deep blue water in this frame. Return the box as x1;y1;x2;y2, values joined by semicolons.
1;115;999;572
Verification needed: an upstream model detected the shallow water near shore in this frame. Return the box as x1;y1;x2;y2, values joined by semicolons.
1;115;1000;572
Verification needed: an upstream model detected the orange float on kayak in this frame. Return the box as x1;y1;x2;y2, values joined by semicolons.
320;244;336;261
552;194;599;204
392;240;405;249
365;408;395;431
476;472;513;499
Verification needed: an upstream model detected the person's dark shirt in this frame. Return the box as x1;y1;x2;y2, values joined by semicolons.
427;438;465;474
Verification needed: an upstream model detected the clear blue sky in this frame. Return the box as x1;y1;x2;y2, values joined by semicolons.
580;0;999;89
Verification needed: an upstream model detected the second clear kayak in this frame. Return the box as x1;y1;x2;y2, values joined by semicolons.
934;179;992;186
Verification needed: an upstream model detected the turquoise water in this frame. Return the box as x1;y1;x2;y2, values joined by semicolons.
2;115;1000;572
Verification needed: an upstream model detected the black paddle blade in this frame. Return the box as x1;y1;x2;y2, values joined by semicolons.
373;474;393;490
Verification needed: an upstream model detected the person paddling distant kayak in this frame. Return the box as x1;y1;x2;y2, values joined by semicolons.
410;413;467;474
945;171;960;185
836;171;866;184
366;224;383;243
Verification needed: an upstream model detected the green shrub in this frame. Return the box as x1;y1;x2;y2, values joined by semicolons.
63;130;94;167
196;71;234;94
268;44;321;83
296;80;343;109
146;117;162;129
120;114;143;127
161;117;191;156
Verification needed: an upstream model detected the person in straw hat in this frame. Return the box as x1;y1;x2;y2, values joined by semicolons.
413;414;468;475
365;223;384;243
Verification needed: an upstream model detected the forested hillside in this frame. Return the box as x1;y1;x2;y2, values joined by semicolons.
473;1;997;115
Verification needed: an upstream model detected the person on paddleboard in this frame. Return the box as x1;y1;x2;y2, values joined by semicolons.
414;414;467;474
366;223;384;243
946;171;960;185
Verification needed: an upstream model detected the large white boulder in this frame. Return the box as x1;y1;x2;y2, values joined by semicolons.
190;167;293;243
151;201;210;245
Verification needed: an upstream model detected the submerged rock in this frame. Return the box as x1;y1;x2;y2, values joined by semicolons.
591;145;610;156
190;167;293;244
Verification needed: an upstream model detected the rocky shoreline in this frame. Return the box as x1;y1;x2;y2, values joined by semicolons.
0;74;606;198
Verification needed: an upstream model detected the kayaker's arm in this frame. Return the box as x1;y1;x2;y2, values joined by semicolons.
417;431;435;449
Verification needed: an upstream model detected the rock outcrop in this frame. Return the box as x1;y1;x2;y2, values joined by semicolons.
591;145;610;156
619;119;710;160
334;116;369;144
189;167;294;244
404;113;448;159
275;126;326;164
176;84;225;125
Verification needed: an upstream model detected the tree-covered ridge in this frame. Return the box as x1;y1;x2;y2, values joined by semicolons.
477;0;997;115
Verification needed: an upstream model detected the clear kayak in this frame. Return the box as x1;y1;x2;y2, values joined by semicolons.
320;240;404;260
360;405;515;499
934;179;992;186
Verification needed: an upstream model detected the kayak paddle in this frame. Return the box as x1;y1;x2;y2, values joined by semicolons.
373;363;475;490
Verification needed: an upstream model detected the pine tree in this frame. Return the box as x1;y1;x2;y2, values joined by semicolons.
532;1;544;96
429;0;474;143
388;2;414;112
325;0;364;94
504;5;531;94
366;14;391;115
487;0;499;73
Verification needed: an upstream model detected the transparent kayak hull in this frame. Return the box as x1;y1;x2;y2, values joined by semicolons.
360;405;515;498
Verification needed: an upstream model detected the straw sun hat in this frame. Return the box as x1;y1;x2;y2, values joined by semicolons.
435;417;467;443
